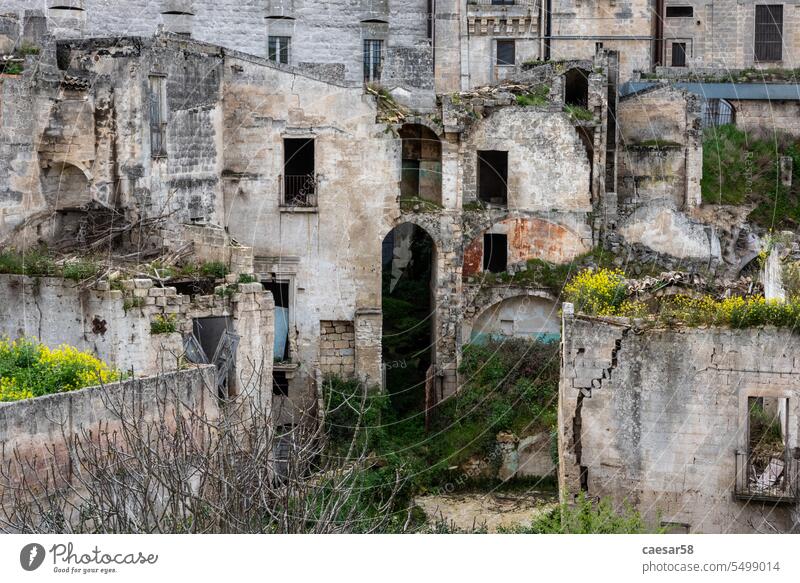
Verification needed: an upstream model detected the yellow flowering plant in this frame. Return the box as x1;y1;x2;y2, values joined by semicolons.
563;268;628;315
0;338;121;403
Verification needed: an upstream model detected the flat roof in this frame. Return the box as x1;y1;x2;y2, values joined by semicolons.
620;81;800;101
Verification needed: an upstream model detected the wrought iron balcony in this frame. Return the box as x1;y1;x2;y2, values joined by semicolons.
281;174;317;207
734;450;798;504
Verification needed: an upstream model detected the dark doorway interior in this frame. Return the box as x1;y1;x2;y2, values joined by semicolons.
565;68;589;107
283;138;315;205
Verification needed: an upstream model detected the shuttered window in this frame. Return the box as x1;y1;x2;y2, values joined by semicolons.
149;75;167;158
754;5;783;62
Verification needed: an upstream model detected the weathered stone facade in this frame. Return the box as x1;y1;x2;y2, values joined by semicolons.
559;309;800;533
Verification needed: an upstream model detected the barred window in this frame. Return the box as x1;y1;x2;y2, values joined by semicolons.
754;5;783;62
496;40;515;66
364;39;383;82
268;36;290;65
148;75;167;158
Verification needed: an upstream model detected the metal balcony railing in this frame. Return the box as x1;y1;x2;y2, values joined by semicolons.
281;174;317;207
734;450;798;503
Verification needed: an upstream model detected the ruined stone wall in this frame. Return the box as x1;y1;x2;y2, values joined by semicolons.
549;0;654;81
730;99;800;139
613;85;716;262
0;366;218;489
559;311;800;533
0;274;274;400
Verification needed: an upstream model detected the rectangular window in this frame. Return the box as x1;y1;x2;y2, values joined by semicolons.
671;42;687;67
755;5;783;62
477;150;508;205
483;233;508;273
268;36;290;64
364;39;383;82
282;138;316;206
148;75;167;158
491;0;516;4
496;40;515;66
665;6;693;17
272;371;289;396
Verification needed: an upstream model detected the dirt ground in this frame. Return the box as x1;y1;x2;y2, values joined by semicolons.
415;489;558;532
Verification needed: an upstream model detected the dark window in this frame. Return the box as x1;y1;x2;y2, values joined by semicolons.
364;39;383;82
268;36;290;64
483;234;508;273
565;68;589;107
496;40;515;66
272;371;289;396
148;76;167;158
282;138;316;206
755;5;783;62
671;42;687;67
477;150;508;205
492;0;516;4
701;99;735;127
665;6;693;17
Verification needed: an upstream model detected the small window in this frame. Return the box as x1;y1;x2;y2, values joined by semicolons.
755;5;783;62
671;42;687;67
701;98;735;128
364;39;383;82
483;233;508;273
491;0;515;4
477;150;508;205
282;138;316;206
148;75;167;158
496;40;515;66
272;371;289;396
268;36;290;64
665;6;693;17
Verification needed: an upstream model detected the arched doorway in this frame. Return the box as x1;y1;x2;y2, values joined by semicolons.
399;124;442;206
381;222;436;416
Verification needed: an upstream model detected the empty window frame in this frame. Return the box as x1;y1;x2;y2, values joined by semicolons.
364;39;383;82
268;36;290;64
148;75;167;158
272;370;289;396
665;6;693;17
496;39;515;66
483;233;508;273
283;138;316;206
263;279;290;361
671;42;687;67
477;150;508;205
754;5;783;62
492;0;515;5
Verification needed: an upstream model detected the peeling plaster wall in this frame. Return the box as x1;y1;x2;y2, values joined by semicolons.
559;311;800;533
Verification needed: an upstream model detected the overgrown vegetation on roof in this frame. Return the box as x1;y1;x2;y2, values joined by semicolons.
701;124;800;229
564;104;594;122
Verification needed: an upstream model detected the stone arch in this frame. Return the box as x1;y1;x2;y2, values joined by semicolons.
465;292;561;345
40;161;92;210
399;123;442;205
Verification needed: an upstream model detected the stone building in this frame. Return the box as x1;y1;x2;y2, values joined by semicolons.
559;308;800;533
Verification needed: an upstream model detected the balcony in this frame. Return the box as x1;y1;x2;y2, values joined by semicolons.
734;450;798;504
280;174;317;209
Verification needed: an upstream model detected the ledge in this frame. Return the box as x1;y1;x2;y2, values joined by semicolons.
279;205;318;214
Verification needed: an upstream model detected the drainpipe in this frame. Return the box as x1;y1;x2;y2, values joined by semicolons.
545;0;552;61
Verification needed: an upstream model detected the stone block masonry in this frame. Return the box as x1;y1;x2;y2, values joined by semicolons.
319;320;356;377
559;307;800;533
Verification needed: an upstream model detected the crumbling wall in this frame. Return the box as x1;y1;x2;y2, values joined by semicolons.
0;274;273;400
559;310;800;533
0;366;218;488
729;99;800;139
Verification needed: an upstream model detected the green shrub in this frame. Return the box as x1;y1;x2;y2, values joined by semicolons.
504;492;662;534
564;104;594;121
1;62;23;75
18;43;40;56
0;248;57;277
123;297;144;312
238;273;257;284
0;338;121;402
63;260;100;281
150;315;177;335
563;268;628;315
515;85;549;107
200;261;228;279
